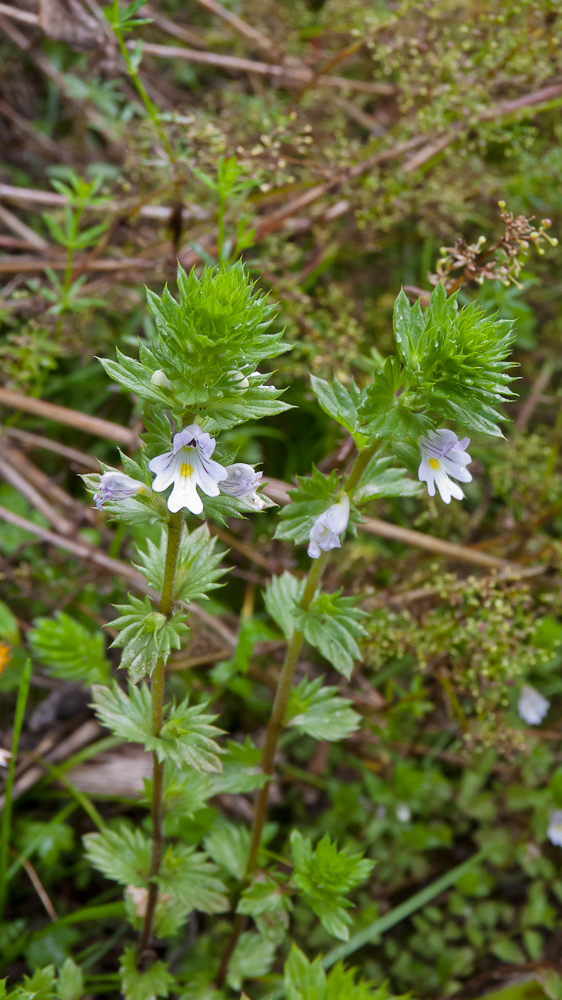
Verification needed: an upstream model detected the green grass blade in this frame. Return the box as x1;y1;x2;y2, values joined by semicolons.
0;658;32;919
322;848;487;968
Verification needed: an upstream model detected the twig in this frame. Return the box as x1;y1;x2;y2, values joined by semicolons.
514;359;556;432
0;3;38;24
0;505;238;648
142;6;209;49
0;255;160;273
0;720;103;810
185;0;277;55
0;203;49;251
134;41;396;95
0;449;74;535
0;387;135;446
0;97;61;156
1;426;100;470
12;849;58;922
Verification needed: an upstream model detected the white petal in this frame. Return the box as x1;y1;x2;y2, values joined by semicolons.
193;452;226;497
149;451;179;492
441;456;473;484
168;473;203;514
418;457;437;496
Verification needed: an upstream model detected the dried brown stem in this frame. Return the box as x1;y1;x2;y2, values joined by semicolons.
0;387;136;446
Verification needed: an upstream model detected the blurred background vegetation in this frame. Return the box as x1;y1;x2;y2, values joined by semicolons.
2;0;562;996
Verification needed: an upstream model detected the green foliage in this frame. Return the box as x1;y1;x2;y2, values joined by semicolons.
0;966;57;1000
28;612;109;686
56;960;83;1000
101;264;291;431
294;592;368;680
92;682;224;772
290;831;375;940
0;600;20;645
263;572;306;641
84;824;151;887
286;676;360;741
354;451;422;503
359;285;516;442
158;843;228;915
119;946;175;1000
310;375;368;447
204;820;250;880
134;525;226;603
284;946;403;1000
226;931;276;991
108;595;189;682
275;468;342;545
16;821;74;868
237;874;292;945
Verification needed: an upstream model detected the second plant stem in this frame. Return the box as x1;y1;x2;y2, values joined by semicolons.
138;509;183;960
215;439;378;986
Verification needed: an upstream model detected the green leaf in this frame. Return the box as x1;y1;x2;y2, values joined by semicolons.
290;831;374;941
263;572;306;641
204;820;250;880
310;375;367;445
83;824;150;887
91;683;224;773
56;959;83;1000
274;467;341;545
286;676;361;741
0;600;20;645
28;612;109;686
202;386;292;434
293;591;368;679
120;945;175;1000
226;932;276;991
99;348;169;406
353;451;422;503
134;525;226;603
159;843;228;914
358;356;431;441
206;738;268;795
490;937;526;964
237;874;292;945
108;594;189;682
283;944;402;1000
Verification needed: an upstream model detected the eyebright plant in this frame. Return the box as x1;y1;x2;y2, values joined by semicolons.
78;261;516;998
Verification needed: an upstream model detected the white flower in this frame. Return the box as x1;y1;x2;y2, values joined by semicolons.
308;494;350;559
418;429;472;504
218;463;266;510
93;472;144;511
396;803;411;823
518;684;550;726
0;747;12;767
150;369;172;389
548;810;562;846
148;424;227;515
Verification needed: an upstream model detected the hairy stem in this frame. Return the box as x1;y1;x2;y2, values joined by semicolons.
215;439;379;986
138;510;183;961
